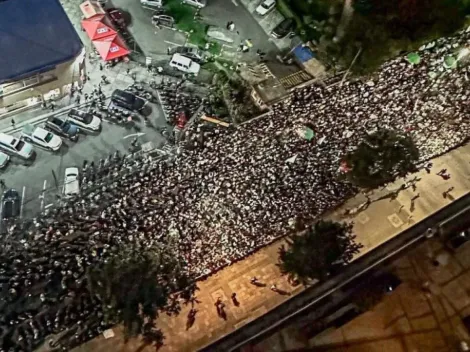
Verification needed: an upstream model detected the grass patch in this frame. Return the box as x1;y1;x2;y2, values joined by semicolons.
164;0;208;46
206;41;222;55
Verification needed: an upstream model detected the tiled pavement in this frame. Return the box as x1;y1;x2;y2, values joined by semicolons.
67;136;470;352
303;237;470;352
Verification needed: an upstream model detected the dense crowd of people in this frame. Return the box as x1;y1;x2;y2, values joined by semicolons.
1;26;470;351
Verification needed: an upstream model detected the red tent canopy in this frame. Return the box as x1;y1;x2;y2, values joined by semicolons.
81;16;117;40
93;34;130;61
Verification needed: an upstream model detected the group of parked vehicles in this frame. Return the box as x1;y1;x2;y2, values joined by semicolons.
255;0;295;39
0;87;153;225
0;88;149;170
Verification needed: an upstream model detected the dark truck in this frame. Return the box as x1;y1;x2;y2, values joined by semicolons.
111;89;147;112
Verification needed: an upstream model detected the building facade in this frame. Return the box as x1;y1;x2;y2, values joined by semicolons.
0;0;85;117
0;52;86;116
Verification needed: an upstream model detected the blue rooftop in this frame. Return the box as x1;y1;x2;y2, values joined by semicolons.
0;0;83;83
293;45;315;63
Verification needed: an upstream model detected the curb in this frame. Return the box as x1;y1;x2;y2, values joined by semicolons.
2;106;72;135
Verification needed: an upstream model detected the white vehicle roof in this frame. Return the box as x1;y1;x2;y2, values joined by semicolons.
64;167;80;196
171;53;192;66
262;0;275;5
65;167;79;176
0;151;9;167
33;127;49;140
0;133;15;145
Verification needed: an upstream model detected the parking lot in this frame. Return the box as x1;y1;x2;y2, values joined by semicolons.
0;100;167;221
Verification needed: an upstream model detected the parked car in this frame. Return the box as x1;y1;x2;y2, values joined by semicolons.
271;18;295;39
0;133;34;160
44;117;79;142
182;0;206;8
106;8;127;28
152;14;175;29
169;54;200;75
255;0;276;16
140;0;162;7
169;46;205;64
67;109;101;132
2;188;21;221
21;124;62;151
111;89;147;112
0;152;10;170
64;167;80;198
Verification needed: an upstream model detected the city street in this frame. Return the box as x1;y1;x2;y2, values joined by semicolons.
198;0;280;60
60;0;280;66
1;102;167;220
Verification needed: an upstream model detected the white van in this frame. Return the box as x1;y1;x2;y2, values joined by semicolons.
169;54;201;75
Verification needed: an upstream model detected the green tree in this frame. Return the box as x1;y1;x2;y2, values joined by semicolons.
277;220;363;283
342;129;419;189
87;245;197;343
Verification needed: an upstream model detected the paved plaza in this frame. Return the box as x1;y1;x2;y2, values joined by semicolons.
298;237;470;352
67;120;470;352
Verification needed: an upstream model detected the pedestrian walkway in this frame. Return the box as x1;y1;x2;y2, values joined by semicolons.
300;237;470;352
67;122;470;352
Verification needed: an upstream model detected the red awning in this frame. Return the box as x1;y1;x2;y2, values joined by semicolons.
81;16;117;40
92;34;130;61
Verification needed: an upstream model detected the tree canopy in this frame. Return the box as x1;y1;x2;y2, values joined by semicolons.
281;0;470;73
87;245;196;343
342;129;419;189
277;220;363;283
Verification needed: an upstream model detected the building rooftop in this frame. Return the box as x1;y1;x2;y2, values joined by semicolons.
0;0;83;83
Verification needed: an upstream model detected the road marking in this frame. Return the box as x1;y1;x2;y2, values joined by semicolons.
45;204;54;209
231;0;238;5
20;186;25;219
123;132;146;139
39;180;47;211
164;41;183;47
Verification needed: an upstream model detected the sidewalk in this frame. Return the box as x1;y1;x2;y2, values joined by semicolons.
303;238;470;352
69;118;470;352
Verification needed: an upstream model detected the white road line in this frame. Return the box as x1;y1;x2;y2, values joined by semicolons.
123;132;146;139
164;40;183;47
20;186;25;219
45;204;54;209
40;180;47;211
231;0;238;5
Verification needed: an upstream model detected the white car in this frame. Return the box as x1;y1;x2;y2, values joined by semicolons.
68;108;101;132
0;133;34;159
0;152;10;169
64;167;80;197
255;0;276;16
182;0;206;8
140;0;162;7
21;124;62;151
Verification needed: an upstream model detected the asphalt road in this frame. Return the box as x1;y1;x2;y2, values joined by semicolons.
108;0;187;57
1;102;167;220
199;0;279;60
